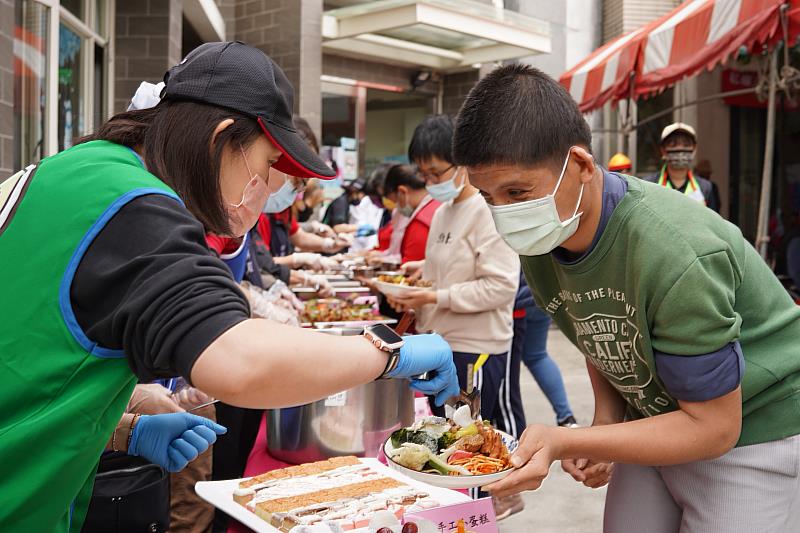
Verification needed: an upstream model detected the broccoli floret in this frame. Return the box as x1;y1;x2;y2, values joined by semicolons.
391;429;437;453
438;431;458;450
390;428;410;449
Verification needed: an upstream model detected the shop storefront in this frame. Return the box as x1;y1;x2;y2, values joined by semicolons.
319;0;551;180
3;0;552;182
14;0;113;170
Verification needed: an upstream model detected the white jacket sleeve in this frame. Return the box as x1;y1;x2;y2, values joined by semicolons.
437;225;519;314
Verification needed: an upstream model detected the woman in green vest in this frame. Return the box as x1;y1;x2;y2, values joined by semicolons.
0;42;458;532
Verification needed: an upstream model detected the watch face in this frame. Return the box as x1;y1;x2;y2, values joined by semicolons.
368;323;403;344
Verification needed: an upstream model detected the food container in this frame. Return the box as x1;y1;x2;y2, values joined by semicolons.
266;328;414;464
373;279;434;298
292;285;373;301
348;265;378;279
332;285;372;299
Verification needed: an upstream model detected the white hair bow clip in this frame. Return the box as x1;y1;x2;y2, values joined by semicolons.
127;81;165;111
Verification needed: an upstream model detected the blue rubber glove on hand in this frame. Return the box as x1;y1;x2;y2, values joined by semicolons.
355;223;376;237
128;413;227;473
387;333;460;406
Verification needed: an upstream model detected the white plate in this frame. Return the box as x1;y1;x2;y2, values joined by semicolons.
373;280;433;298
194;458;470;533
383;431;519;489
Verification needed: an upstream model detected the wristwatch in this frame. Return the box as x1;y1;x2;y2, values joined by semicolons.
362;324;404;379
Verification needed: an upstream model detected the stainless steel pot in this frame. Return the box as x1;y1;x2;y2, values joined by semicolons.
266;329;414;464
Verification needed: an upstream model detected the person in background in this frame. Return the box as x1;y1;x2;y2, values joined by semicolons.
206;217;335;299
694;158;722;213
388;115;519;501
127;383;218;533
293;180;326;225
267;202;350;258
490;270;529;520
643;123;720;212
454;63;800;532
607;152;632;174
366;164;410;266
290;118;336;237
321;177;378;240
520;287;579;428
347;176;385;252
322;177;360;230
383;164;440;264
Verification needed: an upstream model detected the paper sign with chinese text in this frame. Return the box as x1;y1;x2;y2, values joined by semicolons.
404;497;498;533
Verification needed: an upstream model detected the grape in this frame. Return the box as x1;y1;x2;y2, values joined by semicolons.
376;528;394;533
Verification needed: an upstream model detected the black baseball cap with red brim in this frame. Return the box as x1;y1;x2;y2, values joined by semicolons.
162;41;335;179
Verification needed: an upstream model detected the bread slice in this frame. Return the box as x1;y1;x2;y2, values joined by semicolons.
234;456;361;506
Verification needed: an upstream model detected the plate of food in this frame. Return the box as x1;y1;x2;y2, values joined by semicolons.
300;298;388;326
383;405;518;490
373;275;433;298
195;456;470;533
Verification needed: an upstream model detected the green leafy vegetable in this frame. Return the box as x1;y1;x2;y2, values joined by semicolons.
438;431;458;450
390;428;437;453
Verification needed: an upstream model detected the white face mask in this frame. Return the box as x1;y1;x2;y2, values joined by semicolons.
425;167;465;202
488;149;585;256
263;177;297;214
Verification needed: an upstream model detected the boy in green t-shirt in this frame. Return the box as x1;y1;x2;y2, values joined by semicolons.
453;64;800;532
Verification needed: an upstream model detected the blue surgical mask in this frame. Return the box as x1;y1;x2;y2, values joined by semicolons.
425;167;465;202
263;179;297;213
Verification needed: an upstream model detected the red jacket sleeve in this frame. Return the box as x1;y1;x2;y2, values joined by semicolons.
377;222;393;251
401;220;429;263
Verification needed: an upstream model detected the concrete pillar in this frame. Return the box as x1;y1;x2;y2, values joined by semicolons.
441;70;480;117
114;0;183;113
231;0;322;140
0;0;14;178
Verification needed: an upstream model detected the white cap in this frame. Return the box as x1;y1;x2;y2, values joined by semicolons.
660;122;696;143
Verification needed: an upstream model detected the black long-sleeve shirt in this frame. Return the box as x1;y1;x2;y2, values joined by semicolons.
70;194;250;383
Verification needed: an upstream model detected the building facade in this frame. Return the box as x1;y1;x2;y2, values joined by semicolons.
2;0;554;181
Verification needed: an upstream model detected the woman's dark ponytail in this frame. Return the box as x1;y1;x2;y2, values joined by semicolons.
80;106;159;148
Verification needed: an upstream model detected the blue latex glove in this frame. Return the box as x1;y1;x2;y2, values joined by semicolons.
128;413;227;473
355;223;376;237
387;333;460;406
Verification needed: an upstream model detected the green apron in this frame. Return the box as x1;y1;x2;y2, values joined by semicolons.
0;141;179;531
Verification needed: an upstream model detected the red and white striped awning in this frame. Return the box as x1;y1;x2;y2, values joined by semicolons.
560;0;791;112
636;0;785;97
560;26;646;113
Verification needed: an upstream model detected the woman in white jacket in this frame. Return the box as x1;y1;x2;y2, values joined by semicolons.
389;115;519;430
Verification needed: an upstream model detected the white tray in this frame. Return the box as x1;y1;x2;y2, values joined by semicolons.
195;458;470;533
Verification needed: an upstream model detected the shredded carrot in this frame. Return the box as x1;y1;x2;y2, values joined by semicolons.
450;455;509;475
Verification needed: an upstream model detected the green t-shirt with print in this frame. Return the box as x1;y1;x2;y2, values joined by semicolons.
521;176;800;446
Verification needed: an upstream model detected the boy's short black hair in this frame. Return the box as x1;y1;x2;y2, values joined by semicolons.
408;115;455;165
384;164;425;195
453;64;592;169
